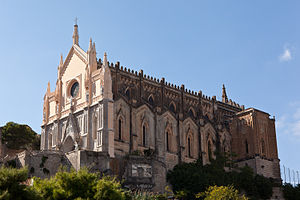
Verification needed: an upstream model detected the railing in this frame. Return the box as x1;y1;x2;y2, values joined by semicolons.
281;164;300;186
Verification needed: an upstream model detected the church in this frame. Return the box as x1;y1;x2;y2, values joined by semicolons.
39;23;281;192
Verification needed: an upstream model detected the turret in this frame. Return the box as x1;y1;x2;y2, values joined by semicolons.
222;84;228;103
72;22;79;46
101;52;113;99
87;38;97;72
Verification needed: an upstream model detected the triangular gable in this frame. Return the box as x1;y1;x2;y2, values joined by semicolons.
60;44;87;78
62;113;80;144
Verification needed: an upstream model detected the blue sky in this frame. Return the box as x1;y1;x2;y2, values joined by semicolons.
0;1;300;173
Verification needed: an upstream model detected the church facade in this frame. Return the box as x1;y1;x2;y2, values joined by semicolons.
40;24;281;191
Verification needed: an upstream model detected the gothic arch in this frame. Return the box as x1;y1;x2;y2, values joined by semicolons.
183;118;198;159
125;87;130;99
186;129;194;158
135;104;155;148
188;107;196;118
169;101;176;113
114;99;130;143
148;94;154;106
219;130;231;153
165;121;174;152
62;135;76;153
201;123;217;164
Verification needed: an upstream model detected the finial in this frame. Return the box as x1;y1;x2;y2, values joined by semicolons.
47;81;51;94
103;52;108;68
60;54;63;66
222;84;228;103
74;17;78;26
72;20;79;46
88;38;92;51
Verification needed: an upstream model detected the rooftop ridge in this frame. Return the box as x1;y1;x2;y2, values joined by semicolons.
98;59;243;109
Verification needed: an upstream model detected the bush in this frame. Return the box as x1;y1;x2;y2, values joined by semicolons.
282;183;300;200
196;185;248;200
33;167;127;200
0;166;38;200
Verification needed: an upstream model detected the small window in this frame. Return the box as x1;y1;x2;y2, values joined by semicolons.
245;140;249;154
125;88;130;99
188;137;192;157
170;103;176;113
188;109;195;118
118;119;122;140
142;125;146;147
70;81;79;97
148;95;154;105
166;131;170;152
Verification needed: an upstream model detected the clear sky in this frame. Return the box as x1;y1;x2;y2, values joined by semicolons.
0;1;299;174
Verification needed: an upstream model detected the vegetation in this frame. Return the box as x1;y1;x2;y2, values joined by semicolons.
282;183;300;200
196;185;248;200
0;166;38;200
1;122;40;150
33;167;127;200
167;153;274;199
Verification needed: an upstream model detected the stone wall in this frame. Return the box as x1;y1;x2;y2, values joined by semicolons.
236;156;281;180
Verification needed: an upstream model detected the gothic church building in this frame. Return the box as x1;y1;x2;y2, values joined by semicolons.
40;24;281;191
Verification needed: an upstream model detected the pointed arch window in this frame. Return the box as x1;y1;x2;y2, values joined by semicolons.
245;140;249;154
125;88;130;99
166;131;170;152
148;95;154;106
169;103;176;113
188;137;192;157
118;119;122;140
188;108;195;118
142;125;146;147
208;140;212;161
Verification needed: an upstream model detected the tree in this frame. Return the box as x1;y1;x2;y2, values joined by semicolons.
167;154;274;199
33;167;127;200
0;166;38;200
196;185;248;200
1;122;40;150
282;183;300;200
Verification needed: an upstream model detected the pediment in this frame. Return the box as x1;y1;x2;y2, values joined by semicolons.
60;44;87;79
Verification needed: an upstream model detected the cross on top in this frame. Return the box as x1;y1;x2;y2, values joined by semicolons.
74;17;78;25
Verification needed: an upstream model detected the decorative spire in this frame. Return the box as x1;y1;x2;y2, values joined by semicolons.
103;52;108;68
72;19;79;46
47;81;51;95
222;84;228;103
59;54;63;66
88;38;92;51
57;54;63;80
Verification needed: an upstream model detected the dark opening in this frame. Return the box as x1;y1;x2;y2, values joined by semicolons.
166;131;169;152
170;103;175;113
148;96;154;105
188;137;191;157
118;119;122;140
143;125;146;146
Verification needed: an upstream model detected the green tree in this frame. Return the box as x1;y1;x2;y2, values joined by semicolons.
1;122;40;150
196;185;248;200
33;168;127;200
0;166;38;200
167;154;274;199
282;183;300;200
